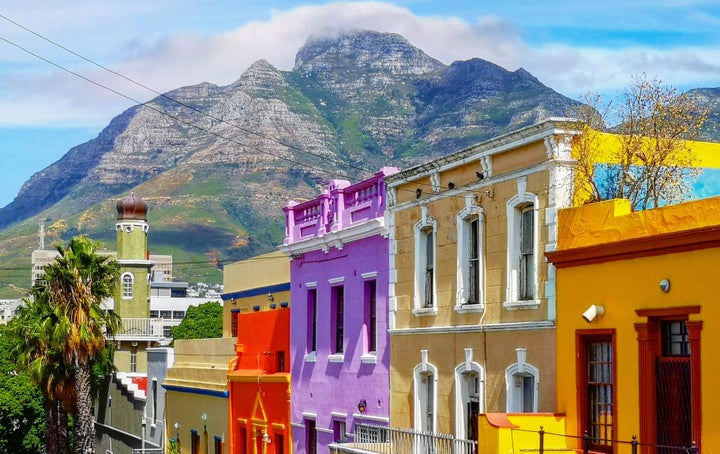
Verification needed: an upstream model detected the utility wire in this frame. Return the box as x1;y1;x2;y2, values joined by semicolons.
0;14;465;197
0;13;373;180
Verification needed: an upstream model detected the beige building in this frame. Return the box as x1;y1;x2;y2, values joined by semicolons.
385;118;578;439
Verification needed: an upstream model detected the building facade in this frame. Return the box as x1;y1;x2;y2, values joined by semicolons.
228;306;291;454
384;119;578;439
547;197;720;454
280;168;397;454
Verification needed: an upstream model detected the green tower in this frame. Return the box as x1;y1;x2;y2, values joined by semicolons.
115;193;152;320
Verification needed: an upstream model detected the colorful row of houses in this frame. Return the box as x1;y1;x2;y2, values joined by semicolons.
96;118;720;454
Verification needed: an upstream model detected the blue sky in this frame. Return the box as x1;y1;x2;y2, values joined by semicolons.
0;0;719;207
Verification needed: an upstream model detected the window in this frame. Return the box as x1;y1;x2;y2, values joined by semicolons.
231;310;239;337
214;436;223;454
173;310;185;319
519;206;534;300
306;419;317;454
275;433;284;454
277;351;286;372
578;333;614;452
150;310;159;318
307;289;317;353
413;355;438;433
505;361;539;413
130;347;138;373
505;180;539;309
333;420;347;442
365;280;377;353
151;378;157;421
191;430;200;454
457;201;484;309
455;362;484;441
414;210;437;311
160;310;172;319
332;286;345;354
663;321;690;356
122;273;134;299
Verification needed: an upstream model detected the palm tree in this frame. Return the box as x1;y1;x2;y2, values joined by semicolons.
12;236;120;453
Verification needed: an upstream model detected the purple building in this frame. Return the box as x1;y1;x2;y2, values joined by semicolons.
280;167;398;454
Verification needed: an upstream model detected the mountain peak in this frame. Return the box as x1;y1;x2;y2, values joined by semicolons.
294;30;445;76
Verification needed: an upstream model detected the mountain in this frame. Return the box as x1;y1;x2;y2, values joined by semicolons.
0;30;586;297
690;87;720;140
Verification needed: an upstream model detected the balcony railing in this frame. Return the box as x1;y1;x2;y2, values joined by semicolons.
331;424;477;454
110;318;181;341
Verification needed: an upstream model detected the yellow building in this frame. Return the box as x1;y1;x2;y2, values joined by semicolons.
547;197;720;454
384;118;578;439
221;251;291;337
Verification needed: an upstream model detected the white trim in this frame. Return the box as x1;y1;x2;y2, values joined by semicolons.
505;178;540;307
504;361;540;413
121;272;134;300
302;412;318;419
280;218;386;256
328;276;345;285
414;207;437;311
389;320;554;335
290;422;305;429
316;427;334;434
328;353;344;363
361;271;378;279
454;359;485;440
331;412;348;419
455;195;485;310
352;414;390;423
413;353;438;433
304;351;317;363
360;353;378;364
305;281;318;288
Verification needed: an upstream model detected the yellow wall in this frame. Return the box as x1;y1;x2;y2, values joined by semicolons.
222;251;291;336
164;338;237;454
553;197;720;452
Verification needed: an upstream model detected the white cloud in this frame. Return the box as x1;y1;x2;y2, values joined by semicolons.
0;1;719;128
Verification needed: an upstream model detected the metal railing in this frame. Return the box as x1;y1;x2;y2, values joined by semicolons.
111;318;179;340
332;423;477;454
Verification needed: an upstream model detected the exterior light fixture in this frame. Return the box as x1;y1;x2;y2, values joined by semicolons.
476;171;484;180
357;399;367;414
582;305;605;323
447;182;455;189
659;279;671;293
268;293;274;301
415;188;422;199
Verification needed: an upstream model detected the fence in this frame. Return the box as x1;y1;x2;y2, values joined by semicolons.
517;426;699;454
332;423;476;454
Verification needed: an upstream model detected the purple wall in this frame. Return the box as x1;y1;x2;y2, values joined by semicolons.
282;168;396;454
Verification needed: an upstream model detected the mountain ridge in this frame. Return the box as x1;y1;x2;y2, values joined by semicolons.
0;29;717;298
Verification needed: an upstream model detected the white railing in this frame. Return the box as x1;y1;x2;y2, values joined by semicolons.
110;318;181;340
331;424;477;454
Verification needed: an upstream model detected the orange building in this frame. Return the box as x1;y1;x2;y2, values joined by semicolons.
228;306;291;454
547;197;720;454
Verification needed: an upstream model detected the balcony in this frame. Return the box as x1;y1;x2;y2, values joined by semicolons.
110;318;181;341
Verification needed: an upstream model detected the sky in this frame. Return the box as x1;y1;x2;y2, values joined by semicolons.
0;0;719;207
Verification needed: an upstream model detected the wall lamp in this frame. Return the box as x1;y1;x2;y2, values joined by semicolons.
268;293;274;301
415;188;423;199
447;181;455;190
582;305;605;323
357;399;367;414
476;171;485;180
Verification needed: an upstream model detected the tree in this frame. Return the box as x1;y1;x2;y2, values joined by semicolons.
13;236;120;454
170;301;223;340
0;324;45;454
570;74;710;209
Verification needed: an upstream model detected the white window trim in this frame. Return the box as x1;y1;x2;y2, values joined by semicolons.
454;361;485;440
121;272;134;300
455;198;485;312
413;207;438;315
504;178;540;310
328;353;345;363
413;351;438;433
504;361;540;413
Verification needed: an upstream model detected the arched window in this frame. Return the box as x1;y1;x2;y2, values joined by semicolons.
505;360;539;413
414;351;438;433
456;199;484;310
455;360;485;440
414;207;437;313
122;272;134;299
505;177;540;309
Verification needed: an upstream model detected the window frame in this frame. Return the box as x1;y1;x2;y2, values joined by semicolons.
413;212;438;314
505;181;540;310
454;361;485;440
121;272;134;299
413;359;438;433
456;201;485;312
504;361;539;413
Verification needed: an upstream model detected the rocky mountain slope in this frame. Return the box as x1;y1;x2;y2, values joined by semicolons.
0;30;601;297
